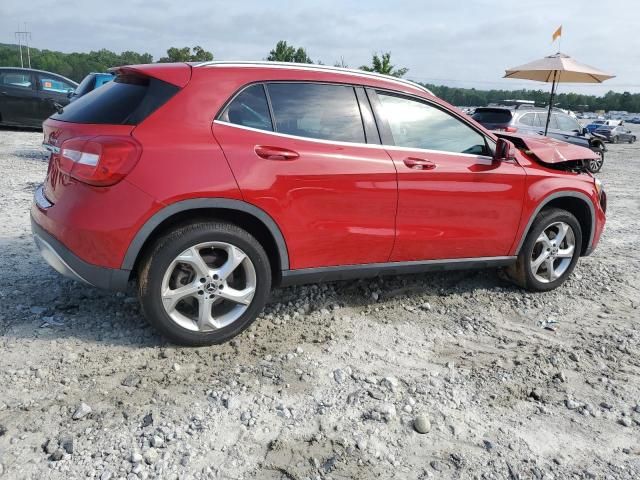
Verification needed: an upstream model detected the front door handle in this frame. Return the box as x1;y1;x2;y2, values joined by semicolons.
403;157;436;170
254;145;299;161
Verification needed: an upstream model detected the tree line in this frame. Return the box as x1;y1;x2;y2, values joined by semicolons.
1;41;637;112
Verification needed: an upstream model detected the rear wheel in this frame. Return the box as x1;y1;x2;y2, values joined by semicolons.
612;136;619;144
138;222;271;345
630;136;636;144
506;208;582;292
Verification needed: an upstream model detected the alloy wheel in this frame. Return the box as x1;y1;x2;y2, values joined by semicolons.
530;221;576;283
160;242;256;331
588;150;604;172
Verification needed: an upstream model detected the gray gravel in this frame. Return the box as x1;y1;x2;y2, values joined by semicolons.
0;126;639;479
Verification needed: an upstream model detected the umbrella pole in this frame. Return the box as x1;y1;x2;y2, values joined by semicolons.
544;71;558;136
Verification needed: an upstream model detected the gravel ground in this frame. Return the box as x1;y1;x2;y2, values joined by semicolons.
0;126;639;480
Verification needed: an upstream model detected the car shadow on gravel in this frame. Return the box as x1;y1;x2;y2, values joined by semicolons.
2;244;514;348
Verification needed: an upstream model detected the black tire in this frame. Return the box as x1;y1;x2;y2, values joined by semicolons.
506;208;582;292
138;221;271;346
587;147;604;173
612;136;619;144
629;136;635;144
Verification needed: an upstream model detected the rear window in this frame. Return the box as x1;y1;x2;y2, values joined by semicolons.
472;109;513;125
51;74;179;125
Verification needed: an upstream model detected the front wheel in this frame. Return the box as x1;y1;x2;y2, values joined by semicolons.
587;147;604;173
506;208;582;292
138;221;271;346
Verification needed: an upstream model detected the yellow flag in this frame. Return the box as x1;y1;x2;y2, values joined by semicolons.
552;25;562;42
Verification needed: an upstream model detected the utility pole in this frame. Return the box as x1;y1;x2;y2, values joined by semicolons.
15;24;32;68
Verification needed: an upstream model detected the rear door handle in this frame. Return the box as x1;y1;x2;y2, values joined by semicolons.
254;145;299;161
403;157;436;170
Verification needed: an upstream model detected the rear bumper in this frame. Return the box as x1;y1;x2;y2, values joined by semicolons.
31;211;130;291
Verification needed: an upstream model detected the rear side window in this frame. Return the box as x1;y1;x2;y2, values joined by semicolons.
472;109;512;125
220;84;273;131
267;83;366;143
378;93;488;155
51;74;179;125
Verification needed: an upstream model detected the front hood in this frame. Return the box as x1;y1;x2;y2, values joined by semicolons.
496;132;598;164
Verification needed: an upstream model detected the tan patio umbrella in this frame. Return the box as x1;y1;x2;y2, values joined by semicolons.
504;52;615;135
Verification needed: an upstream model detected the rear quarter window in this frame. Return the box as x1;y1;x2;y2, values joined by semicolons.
51;74;179;125
220;84;273;131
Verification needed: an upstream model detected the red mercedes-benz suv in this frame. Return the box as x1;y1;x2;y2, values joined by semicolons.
31;61;606;345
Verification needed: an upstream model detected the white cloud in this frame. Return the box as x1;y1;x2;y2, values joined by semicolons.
1;0;636;94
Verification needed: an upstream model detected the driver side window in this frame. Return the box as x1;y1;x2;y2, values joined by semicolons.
377;92;489;156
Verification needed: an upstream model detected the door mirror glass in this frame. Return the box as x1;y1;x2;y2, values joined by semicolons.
494;138;515;161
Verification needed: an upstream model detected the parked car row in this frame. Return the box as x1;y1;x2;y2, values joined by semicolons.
471;105;607;173
0;67;113;128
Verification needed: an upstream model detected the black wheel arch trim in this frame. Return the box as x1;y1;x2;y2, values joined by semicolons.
121;198;290;271
514;191;596;256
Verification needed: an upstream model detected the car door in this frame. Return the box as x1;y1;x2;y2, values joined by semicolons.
212;82;398;270
35;73;76;120
0;70;39;126
369;89;526;261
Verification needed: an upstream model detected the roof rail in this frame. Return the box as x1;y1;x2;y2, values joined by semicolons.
195;61;434;96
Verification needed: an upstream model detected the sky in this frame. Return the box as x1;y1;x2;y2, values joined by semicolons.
1;0;638;96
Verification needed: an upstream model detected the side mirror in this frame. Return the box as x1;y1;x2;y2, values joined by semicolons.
494;138;516;161
67;90;74;99
582;127;589;135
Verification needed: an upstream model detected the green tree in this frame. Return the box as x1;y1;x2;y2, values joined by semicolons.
360;52;408;78
158;46;213;63
267;41;313;63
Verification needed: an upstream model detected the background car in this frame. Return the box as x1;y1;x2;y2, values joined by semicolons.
69;72;114;102
594;125;636;143
472;105;607;172
0;67;77;128
585;120;606;133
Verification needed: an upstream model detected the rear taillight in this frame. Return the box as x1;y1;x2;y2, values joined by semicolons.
59;136;141;186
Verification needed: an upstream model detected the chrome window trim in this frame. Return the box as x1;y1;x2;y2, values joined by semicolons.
213;120;495;162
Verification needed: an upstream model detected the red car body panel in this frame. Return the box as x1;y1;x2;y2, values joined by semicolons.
110;63;192;88
213;122;398;269
385;148;526;261
31;62;606;288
